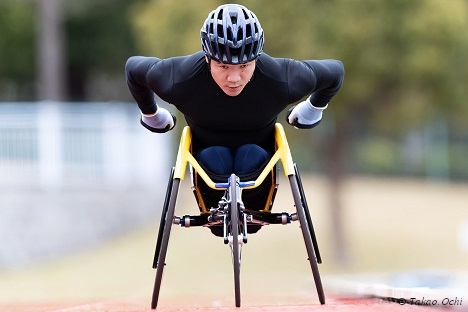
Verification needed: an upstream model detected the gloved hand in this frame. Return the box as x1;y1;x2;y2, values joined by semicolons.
140;107;176;133
286;98;327;129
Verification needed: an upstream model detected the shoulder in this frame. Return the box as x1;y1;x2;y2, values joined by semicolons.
171;51;206;66
259;55;344;83
302;59;344;75
125;55;161;76
256;53;287;78
170;51;208;81
256;53;316;81
142;51;207;84
126;51;206;75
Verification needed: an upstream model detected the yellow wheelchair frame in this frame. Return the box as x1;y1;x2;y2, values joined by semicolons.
151;123;324;309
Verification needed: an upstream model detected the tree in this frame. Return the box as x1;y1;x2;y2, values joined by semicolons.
0;0;143;101
36;0;66;101
128;0;221;57
65;0;141;100
0;0;35;100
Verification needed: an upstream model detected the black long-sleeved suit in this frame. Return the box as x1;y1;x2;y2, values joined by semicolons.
126;51;344;153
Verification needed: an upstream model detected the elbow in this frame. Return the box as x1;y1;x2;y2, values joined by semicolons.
125;56;138;76
323;59;345;86
125;56;146;83
335;60;345;78
335;60;345;87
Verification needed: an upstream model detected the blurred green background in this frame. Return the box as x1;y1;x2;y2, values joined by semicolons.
2;0;467;179
1;0;468;308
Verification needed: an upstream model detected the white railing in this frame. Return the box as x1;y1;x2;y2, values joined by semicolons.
0;101;172;191
0;101;174;268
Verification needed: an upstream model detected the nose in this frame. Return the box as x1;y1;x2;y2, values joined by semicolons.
227;68;241;83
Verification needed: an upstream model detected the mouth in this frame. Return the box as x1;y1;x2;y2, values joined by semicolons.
222;84;243;96
226;85;241;91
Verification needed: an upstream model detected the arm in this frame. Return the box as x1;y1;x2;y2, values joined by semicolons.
303;59;344;108
287;59;344;128
125;56;160;114
125;56;176;132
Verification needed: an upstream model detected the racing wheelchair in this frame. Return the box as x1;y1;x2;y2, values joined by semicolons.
151;123;324;309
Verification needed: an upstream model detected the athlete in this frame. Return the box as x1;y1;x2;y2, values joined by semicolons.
125;4;344;213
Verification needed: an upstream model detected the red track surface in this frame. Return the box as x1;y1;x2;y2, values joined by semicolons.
1;296;452;312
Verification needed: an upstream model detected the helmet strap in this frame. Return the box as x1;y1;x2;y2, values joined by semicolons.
204;54;212;70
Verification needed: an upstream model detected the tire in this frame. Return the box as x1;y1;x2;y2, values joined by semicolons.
294;164;322;264
229;174;241;307
289;175;325;305
151;178;180;309
152;167;175;269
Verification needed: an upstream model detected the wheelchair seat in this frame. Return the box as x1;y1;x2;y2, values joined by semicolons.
189;138;279;236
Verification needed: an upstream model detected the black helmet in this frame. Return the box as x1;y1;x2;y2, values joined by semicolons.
201;4;264;64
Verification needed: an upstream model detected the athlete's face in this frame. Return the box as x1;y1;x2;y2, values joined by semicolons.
206;57;256;96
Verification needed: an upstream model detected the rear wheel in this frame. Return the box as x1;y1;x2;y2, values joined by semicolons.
151;177;180;309
229;174;241;307
294;164;322;264
152;167;175;269
289;175;325;304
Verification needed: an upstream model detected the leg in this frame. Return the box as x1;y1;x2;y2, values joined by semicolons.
233;144;271;175
234;144;272;213
197;146;234;175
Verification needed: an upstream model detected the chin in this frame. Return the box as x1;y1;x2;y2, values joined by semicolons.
225;92;241;97
223;87;243;96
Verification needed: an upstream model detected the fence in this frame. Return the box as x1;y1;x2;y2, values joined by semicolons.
0;101;172;190
0;101;173;268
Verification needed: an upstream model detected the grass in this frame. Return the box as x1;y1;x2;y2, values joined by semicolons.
0;174;467;308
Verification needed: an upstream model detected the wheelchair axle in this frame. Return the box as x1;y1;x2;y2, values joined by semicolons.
173;211;298;228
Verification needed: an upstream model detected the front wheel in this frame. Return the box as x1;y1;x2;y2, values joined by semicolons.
229;174;241;307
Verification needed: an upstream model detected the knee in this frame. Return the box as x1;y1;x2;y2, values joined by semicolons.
197;146;234;175
234;144;271;175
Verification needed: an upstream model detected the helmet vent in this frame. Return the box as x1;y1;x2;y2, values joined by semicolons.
245;24;252;38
